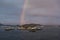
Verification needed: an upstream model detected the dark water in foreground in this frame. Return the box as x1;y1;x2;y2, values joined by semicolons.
0;26;60;40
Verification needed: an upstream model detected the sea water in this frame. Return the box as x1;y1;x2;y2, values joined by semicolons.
0;26;60;40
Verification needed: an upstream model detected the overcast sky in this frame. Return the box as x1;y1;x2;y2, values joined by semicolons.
0;0;60;25
0;0;24;25
25;0;60;25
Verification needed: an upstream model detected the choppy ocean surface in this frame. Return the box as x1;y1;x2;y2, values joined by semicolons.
0;26;60;40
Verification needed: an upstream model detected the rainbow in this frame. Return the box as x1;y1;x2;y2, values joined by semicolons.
20;0;28;25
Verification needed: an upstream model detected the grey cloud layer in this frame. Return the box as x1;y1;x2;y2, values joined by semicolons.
25;0;60;25
0;0;60;25
0;0;24;24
